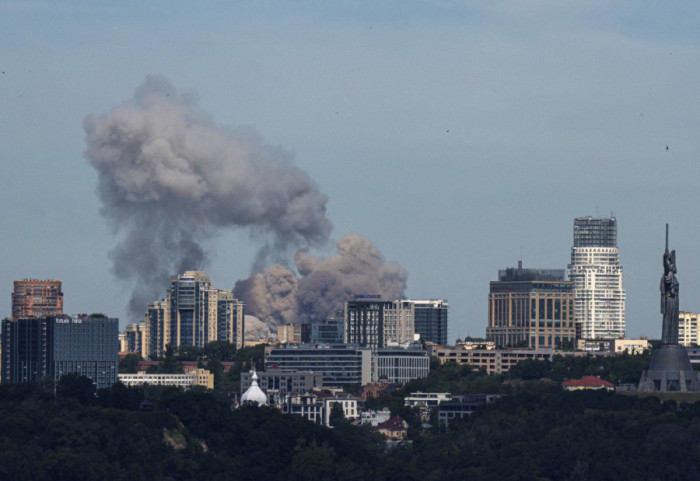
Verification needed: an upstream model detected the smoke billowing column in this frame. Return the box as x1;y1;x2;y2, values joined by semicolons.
84;75;332;320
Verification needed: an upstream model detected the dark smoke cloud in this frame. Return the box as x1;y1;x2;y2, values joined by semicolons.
234;234;408;325
84;75;332;320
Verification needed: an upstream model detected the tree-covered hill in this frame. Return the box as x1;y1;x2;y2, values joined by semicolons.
2;369;700;481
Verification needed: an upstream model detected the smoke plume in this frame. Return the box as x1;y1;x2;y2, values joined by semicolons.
234;234;408;325
84;75;332;320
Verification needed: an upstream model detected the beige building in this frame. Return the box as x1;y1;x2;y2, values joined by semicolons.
487;264;575;350
429;345;555;375
278;324;303;343
612;338;649;355
679;311;700;347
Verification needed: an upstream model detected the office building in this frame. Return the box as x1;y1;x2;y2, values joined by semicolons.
308;318;343;344
12;279;63;319
264;343;429;387
568;217;626;340
413;299;448;346
2;317;48;383
375;347;430;384
265;344;373;387
486;263;575;349
2;315;118;390
344;299;415;349
240;368;323;395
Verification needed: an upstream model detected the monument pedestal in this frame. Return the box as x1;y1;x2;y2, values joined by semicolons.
638;344;700;392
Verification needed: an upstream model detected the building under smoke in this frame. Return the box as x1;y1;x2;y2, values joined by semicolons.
123;271;244;358
234;234;408;330
85;76;408;333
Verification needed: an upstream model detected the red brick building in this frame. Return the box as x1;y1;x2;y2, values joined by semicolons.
12;279;63;319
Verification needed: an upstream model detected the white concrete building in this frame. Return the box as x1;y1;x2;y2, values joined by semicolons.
568;217;626;340
118;368;214;390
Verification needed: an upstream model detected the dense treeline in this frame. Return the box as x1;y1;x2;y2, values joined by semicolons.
3;352;700;480
388;383;700;481
0;380;384;481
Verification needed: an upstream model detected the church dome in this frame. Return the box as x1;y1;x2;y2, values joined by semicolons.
241;370;267;406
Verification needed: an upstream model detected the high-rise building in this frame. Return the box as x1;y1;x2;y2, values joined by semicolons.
169;271;214;348
128;271;245;358
344;299;415;349
2;315;118;389
486;263;575;349
11;279;63;319
567;217;626;340
2;317;48;383
216;290;245;349
412;300;448;346
145;300;169;357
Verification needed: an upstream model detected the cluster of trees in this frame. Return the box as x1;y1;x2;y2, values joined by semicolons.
5;347;700;480
3;371;700;480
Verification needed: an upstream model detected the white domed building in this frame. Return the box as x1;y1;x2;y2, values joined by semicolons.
240;369;268;406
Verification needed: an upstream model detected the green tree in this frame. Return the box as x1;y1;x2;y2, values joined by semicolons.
328;402;346;427
56;373;95;405
118;353;141;373
158;345;184;373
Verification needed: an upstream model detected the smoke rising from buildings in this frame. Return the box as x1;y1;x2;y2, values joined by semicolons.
234;234;408;325
84;75;333;320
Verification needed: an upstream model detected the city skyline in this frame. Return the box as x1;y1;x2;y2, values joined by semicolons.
3;3;700;342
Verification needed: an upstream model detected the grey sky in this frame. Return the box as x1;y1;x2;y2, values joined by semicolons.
2;1;700;341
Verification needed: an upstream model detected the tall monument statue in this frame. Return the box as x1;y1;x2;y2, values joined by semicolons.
638;223;700;393
660;224;679;344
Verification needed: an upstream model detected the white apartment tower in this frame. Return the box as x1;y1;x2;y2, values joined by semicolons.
567;217;626;340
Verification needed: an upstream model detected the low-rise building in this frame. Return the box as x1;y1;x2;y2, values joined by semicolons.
375;416;408;440
118;368;214;390
437;394;500;426
375;346;429;383
404;392;452;408
611;338;649;355
358;408;392;427
284;390;359;426
241;368;323;395
429;345;554;375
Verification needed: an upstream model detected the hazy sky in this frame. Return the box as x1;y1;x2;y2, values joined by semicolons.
2;1;700;342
